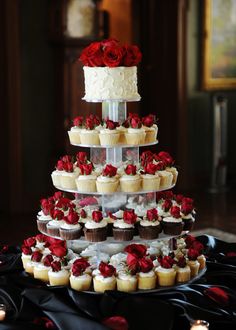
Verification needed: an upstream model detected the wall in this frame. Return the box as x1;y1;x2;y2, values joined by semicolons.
187;0;236;189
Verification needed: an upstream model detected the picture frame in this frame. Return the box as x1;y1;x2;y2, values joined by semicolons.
201;0;236;90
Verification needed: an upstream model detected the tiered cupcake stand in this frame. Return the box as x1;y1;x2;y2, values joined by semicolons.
38;98;206;293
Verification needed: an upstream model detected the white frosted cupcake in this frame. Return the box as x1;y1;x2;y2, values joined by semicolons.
26;251;43;275
48;261;70;286
37;203;53;233
117;270;138;292
156;256;176;286
76;163;97;192
79;116;101;145
158;170;173;189
141;163;160;191
60;164;80;190
33;254;53;282
187;249;200;277
21;246;33;272
117;120;129;144
96;164;119;193
51;159;64;187
68;116;83;145
142;114;158;143
120;164;141;192
99;119;120;146
93;262;116;293
174;256;191;283
70;258;92;291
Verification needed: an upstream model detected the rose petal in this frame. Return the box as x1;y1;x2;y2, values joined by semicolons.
102;316;129;330
204;287;229;306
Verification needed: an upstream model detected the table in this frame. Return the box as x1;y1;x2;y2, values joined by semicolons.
0;235;236;330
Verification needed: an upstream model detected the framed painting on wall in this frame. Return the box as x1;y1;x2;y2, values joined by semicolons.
202;0;236;90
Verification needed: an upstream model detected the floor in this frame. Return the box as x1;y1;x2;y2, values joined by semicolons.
0;190;236;246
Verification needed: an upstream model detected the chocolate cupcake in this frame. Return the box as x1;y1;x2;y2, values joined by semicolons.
59;209;82;240
112;210;137;241
180;200;195;231
138;208;162;240
84;210;107;242
162;206;183;236
46;209;65;237
37;213;52;233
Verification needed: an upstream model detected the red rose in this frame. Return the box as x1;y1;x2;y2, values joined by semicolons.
140;150;154;167
33;317;56;329
99;261;116;277
53;191;63;201
159;256;175;269
51;260;61;272
103;45;124;67
139;257;153;273
170;206;181;218
176;256;187;268
40;198;49;208
49;245;67;258
79;41;104;67
102;316;129;330
102;164;117;177
64;209;79;225
31;251;43;262
56;197;72;210
78;196;98;207
126;253;139;273
182;197;194;205
156;151;174;167
92;210;103;223
130;117;142;129
43;254;53;267
72;258;90;276
125;244;147;257
79;163;93;175
85;117;95;130
181;203;194;215
162;199;172;211
123;44;142;66
89;114;101;126
51;209;64;220
226;252;236;257
76;151;88;165
63;161;73;173
101;38;119;48
61;155;72;163
146;208;158;221
204;287;229;307
24;237;36;248
21;245;32;255
144;163;158;175
163;191;174;200
185;235;196;248
56;160;64;171
125;164;137;175
155;161;166;171
175;194;184;204
191;240;204;253
121;119;130;128
187;248;199;260
105;119;119;130
142;114;155;127
73;116;83;127
80;209;87;218
46;237;65;247
123;210;137;224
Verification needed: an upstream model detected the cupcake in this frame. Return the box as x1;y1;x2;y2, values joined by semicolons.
113;210;137;241
154;160;173;189
187;248;200;277
68;116;83;145
138;208;162;240
51;159;64;188
27;251;43;275
84;210;107;242
174;256;191;283
162;206;184;236
156;256;176;286
96;164;119;193
197;254;206;270
156;198;172;218
46;209;65;237
37;198;54;233
117;119;129;144
120;164;141;192
99;119;120;146
79;115;100;145
104;212;116;236
60;159;80;190
33;254;53;282
48;260;70;286
142;114;158;143
117;270;138;292
21;245;33;272
125;115;146;145
141;163;161;191
35;233;49;252
70;258;92;291
155;151;178;185
180;200;195;231
59;209;82;240
138;258;156;290
93;262;116;293
76;163;97;192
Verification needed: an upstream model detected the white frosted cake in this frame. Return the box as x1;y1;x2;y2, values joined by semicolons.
83;66;140;101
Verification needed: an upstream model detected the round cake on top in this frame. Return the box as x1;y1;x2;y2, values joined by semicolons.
79;38;142;101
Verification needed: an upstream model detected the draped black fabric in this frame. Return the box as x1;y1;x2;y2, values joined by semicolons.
0;235;236;330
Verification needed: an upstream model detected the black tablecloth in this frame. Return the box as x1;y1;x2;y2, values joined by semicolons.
0;235;236;330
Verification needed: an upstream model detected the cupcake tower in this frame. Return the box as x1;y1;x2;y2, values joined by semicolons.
22;39;204;292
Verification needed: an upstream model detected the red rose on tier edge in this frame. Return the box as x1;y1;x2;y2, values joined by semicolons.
99;261;116;277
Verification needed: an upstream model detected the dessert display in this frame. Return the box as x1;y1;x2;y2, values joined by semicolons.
22;38;205;293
